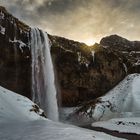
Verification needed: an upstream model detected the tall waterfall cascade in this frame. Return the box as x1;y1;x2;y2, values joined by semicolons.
30;28;59;121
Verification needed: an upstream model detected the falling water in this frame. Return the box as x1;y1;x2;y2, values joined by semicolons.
30;28;59;121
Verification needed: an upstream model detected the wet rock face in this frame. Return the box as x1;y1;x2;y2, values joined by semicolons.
0;6;31;98
0;7;127;107
50;36;126;106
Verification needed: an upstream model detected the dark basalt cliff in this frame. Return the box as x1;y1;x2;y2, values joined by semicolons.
100;35;140;74
1;6;138;107
50;36;126;106
0;6;31;98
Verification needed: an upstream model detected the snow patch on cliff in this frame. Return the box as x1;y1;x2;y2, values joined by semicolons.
0;25;5;35
9;38;26;52
0;11;4;19
123;63;127;73
134;59;140;66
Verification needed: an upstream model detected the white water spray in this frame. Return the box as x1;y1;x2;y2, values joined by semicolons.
30;28;59;121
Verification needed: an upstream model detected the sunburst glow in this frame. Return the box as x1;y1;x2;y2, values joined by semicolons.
84;38;96;46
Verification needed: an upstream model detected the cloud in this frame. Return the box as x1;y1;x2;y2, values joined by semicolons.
1;0;140;44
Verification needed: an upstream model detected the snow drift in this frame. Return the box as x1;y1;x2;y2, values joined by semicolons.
0;86;45;123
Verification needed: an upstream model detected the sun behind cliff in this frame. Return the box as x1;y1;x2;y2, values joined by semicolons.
84;38;96;46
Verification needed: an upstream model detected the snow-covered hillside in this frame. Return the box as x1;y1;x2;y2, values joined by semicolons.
91;73;140;134
0;85;124;140
91;73;140;121
0;86;45;122
69;74;140;126
66;73;140;135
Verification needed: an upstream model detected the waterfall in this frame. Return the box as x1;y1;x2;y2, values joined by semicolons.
30;28;59;121
91;51;95;62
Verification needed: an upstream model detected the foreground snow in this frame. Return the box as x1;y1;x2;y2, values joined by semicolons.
0;120;125;140
92;117;140;135
0;86;124;140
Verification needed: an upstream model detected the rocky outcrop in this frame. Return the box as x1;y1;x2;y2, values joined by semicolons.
0;6;130;107
100;35;140;74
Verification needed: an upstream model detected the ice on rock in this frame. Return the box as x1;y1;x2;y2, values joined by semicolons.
134;59;140;66
123;63;127;74
0;25;5;35
91;50;95;62
0;11;4;20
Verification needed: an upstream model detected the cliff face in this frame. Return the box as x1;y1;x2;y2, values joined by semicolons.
100;35;140;74
0;6;129;107
50;37;126;106
0;6;31;98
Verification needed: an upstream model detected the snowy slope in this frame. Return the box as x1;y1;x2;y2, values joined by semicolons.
0;86;45;122
90;73;140;121
0;86;124;140
88;73;140;135
69;73;140;127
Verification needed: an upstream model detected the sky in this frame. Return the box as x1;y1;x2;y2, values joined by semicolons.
1;0;140;45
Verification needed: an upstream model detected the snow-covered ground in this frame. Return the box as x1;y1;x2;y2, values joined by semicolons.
0;120;126;140
92;117;140;134
0;85;124;140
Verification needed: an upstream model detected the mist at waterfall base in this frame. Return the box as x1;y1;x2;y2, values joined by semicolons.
30;28;59;121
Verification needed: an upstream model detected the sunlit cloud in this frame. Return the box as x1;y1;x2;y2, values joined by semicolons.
0;0;140;43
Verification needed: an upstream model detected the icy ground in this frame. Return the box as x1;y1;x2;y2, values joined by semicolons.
0;86;124;140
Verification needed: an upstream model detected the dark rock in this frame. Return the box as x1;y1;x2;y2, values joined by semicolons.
0;6;31;99
100;34;140;73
